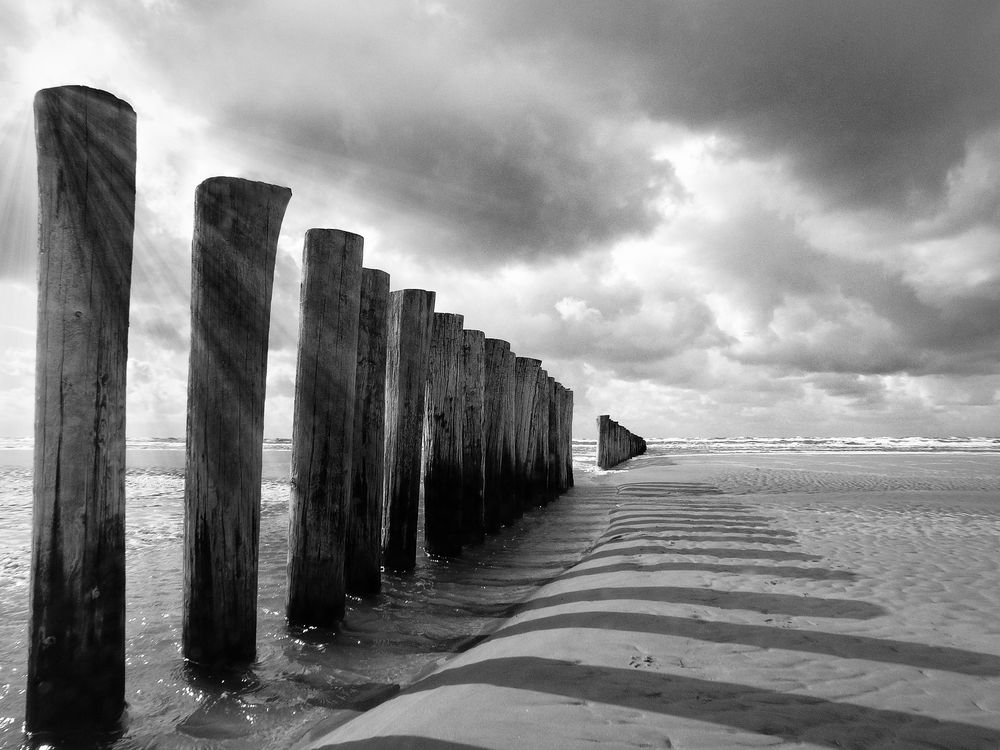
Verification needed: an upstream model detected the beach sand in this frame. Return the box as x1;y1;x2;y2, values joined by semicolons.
301;454;1000;749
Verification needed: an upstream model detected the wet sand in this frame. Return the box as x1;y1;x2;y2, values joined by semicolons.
302;453;1000;749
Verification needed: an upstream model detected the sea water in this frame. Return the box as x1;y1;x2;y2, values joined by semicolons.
1;437;998;749
0;439;611;749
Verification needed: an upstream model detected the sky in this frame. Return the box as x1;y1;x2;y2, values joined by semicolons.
2;0;1000;439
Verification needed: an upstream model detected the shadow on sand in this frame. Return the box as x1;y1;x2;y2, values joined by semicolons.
600;532;798;545
492;610;1000;676
582;544;822;563
312;737;488;750
402;656;1000;749
520;585;887;619
560;559;858;582
609;516;774;528
602;523;797;536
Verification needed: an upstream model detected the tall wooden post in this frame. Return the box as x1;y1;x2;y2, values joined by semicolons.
553;383;565;492
546;376;559;500
528;367;550;507
286;229;363;626
422;312;465;558
183;177;291;665
345;268;390;596
460;329;485;545
482;339;514;533
28;85;135;734
382;289;436;572
512;357;541;518
565;389;574;487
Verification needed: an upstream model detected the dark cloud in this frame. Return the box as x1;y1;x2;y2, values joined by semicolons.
811;374;887;406
244;103;676;265
103;0;679;267
467;0;1000;216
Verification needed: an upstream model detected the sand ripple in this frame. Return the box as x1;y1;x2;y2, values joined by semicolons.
308;454;1000;749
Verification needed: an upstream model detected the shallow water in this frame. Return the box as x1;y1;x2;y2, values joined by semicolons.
2;439;999;749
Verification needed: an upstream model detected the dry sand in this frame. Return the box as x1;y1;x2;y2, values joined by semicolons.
301;454;1000;749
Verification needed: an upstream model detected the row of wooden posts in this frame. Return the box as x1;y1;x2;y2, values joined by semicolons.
27;85;574;736
596;414;646;469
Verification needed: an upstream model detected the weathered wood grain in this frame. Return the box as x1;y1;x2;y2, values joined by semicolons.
512;357;541;519
287;229;363;626
460;329;485;545
29;85;136;734
345;268;390;596
382;289;435;572
482;339;515;533
529;367;550;507
422;312;465;558
183;176;291;666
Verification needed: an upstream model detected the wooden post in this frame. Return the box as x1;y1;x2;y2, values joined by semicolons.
345;268;390;596
528;367;550;507
482;339;515;533
28;85;135;734
422;312;465;558
565;389;574;487
382;289;436;572
553;383;565;492
546;376;559;501
183;176;291;665
460;329;485;545
512;357;541;521
596;413;644;468
286;229;363;626
597;414;611;469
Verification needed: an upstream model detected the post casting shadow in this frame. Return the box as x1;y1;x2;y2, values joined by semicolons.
603;524;797;536
491;611;1000;676
616;482;723;495
610;514;774;525
582;545;823;563
406;657;1000;748
560;560;858;582
521;585;887;619
610;508;750;516
601;532;797;546
313;737;489;750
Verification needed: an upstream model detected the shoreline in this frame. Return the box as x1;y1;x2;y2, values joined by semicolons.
302;454;1000;749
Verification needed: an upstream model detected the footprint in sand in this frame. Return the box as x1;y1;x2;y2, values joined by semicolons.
629;655;657;669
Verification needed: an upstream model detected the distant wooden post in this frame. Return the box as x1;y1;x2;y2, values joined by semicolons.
597;414;611;468
512;357;541;517
28;85;135;734
286;229;363;626
460;330;485;545
183;177;291;665
345;268;390;596
565;389;575;487
482;339;515;533
382;289;436;572
422;313;465;558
